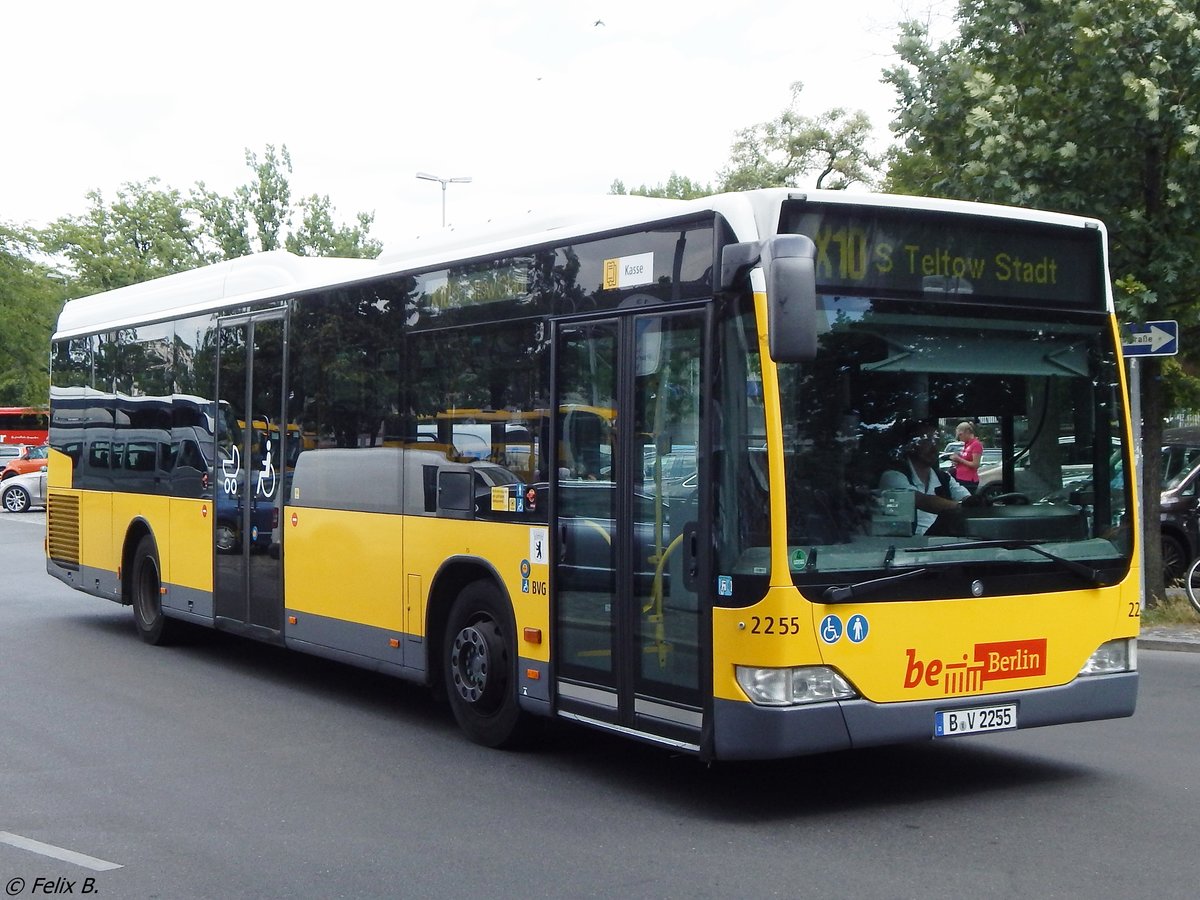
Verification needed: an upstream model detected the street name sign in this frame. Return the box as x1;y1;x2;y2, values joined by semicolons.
1122;320;1178;357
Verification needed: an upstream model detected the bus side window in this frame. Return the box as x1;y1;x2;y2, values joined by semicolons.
88;441;110;470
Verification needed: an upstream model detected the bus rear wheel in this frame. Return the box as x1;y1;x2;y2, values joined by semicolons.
443;581;524;748
131;535;176;645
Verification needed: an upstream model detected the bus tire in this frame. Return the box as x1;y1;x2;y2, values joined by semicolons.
131;534;175;645
443;580;525;748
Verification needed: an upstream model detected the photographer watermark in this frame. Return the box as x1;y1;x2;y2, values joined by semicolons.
7;876;100;895
1;833;120;895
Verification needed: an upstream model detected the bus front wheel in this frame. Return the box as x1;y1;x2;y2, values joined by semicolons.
131;535;176;646
443;581;524;748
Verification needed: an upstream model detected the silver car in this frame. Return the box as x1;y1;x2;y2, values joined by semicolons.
1;466;47;513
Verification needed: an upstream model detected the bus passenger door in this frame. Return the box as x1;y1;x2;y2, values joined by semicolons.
552;309;710;749
214;309;287;640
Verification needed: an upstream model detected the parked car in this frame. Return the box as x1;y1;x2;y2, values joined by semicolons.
1157;428;1200;584
1037;427;1200;584
1;466;47;512
1;444;49;480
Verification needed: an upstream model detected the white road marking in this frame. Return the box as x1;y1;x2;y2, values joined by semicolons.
0;831;123;871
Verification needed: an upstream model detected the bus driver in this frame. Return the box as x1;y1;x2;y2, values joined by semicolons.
879;420;974;535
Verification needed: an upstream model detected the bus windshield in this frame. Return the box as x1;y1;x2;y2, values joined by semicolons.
772;297;1132;592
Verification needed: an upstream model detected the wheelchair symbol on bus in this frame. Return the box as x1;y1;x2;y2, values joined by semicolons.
820;614;843;644
256;437;277;499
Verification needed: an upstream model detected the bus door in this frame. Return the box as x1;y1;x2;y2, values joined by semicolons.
552;308;710;749
214;308;287;640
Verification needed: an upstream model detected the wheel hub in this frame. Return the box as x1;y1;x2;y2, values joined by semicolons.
451;625;490;703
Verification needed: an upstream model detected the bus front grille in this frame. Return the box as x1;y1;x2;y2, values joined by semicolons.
47;492;81;568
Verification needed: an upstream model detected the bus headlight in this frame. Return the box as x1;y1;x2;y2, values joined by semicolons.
735;665;857;706
1078;638;1137;676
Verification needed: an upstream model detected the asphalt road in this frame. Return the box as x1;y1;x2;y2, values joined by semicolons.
2;510;1198;899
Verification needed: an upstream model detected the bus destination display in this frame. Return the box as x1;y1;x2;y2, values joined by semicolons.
781;202;1105;308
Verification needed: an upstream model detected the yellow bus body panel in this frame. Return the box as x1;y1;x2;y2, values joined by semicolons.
285;508;405;631
285;511;549;661
47;449;73;490
169;498;213;592
111;492;171;576
403;518;551;661
77;491;114;574
712;578;1139;704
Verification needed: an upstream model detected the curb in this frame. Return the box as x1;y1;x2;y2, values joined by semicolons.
1139;638;1200;653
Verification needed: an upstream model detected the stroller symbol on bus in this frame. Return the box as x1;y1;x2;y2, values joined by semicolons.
221;444;240;496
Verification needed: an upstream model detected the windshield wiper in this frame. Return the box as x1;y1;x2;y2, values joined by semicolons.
903;539;1108;586
823;567;930;603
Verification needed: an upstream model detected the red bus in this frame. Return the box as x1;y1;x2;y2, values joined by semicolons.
0;407;49;446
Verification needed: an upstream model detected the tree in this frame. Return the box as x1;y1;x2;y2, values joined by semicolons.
47;144;381;296
611;85;883;197
884;0;1200;604
286;194;382;258
236;144;293;252
0;225;65;405
43;179;209;293
190;144;381;260
719;82;884;191
190;182;252;260
609;173;714;200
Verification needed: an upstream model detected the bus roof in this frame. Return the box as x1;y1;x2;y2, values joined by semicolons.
53;250;375;339
53;189;1107;339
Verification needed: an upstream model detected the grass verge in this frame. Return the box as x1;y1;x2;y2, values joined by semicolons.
1144;589;1200;627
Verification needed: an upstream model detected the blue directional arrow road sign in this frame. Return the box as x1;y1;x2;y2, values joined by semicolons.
1122;320;1178;357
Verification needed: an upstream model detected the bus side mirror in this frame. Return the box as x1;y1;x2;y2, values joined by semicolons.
762;234;818;363
719;242;760;292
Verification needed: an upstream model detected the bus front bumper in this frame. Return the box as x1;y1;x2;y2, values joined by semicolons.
710;671;1138;761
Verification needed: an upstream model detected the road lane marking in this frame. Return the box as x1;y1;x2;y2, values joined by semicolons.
0;832;123;871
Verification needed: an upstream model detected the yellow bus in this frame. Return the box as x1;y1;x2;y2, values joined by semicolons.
45;190;1138;758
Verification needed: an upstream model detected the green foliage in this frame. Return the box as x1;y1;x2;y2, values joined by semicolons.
885;1;1200;323
191;182;252;260
43;179;210;294
883;0;1200;604
286;195;383;258
8;143;383;407
237;144;293;252
610;173;714;200
611;83;883;196
719;82;884;191
192;143;382;259
0;225;65;404
1160;356;1200;417
44;143;382;297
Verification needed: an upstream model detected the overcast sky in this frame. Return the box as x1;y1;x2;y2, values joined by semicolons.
2;1;956;250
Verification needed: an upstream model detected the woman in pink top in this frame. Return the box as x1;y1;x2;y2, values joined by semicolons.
950;421;984;493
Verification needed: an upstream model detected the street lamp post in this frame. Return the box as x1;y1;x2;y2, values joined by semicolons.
415;171;472;227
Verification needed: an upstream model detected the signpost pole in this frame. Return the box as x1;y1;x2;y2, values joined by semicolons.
1120;320;1175;611
1130;358;1144;610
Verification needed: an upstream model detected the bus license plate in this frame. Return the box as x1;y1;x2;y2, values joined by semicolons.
935;704;1017;737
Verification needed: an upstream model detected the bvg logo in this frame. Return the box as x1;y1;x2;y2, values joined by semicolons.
903;639;1047;694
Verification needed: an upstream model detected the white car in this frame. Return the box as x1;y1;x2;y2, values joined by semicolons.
1;466;47;513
